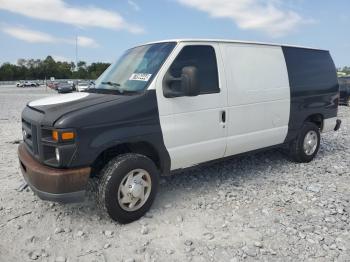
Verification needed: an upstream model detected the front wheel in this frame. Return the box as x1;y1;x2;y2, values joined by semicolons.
97;154;159;223
289;122;320;163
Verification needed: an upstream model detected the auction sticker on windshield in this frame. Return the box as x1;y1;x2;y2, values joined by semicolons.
129;73;152;82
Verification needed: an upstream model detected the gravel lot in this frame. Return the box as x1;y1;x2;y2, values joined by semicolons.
0;85;349;262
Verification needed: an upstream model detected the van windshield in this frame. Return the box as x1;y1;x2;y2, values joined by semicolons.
92;42;176;94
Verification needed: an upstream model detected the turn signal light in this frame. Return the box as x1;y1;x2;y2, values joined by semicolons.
52;130;59;141
52;130;75;141
61;132;75;140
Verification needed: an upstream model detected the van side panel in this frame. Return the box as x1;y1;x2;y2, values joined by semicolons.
282;47;339;142
220;43;290;157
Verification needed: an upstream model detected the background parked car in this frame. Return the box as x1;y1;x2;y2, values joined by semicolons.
17;81;40;87
47;81;59;90
338;76;350;106
339;84;350;106
76;81;90;92
57;81;74;94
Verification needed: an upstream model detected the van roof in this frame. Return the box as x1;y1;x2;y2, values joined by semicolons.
141;39;327;52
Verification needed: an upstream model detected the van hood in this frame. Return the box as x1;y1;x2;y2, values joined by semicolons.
27;92;123;126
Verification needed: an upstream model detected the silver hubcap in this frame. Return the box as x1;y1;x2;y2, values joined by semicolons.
117;169;152;212
303;130;318;156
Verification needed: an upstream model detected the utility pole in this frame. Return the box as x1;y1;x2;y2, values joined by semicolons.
75;34;78;72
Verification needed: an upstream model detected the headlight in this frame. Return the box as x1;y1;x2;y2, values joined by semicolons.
55;148;60;162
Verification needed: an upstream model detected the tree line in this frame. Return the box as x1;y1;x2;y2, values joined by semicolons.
0;56;111;81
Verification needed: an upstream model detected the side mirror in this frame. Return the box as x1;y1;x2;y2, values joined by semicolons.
181;66;199;96
163;66;199;98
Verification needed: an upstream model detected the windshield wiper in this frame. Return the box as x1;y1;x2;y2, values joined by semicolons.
101;81;121;87
85;87;141;95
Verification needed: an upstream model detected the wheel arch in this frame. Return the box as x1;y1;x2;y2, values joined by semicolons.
91;140;168;177
304;113;324;129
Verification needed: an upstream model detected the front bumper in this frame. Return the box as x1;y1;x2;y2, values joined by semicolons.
18;143;91;203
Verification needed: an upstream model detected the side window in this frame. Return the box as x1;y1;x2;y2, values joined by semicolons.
167;45;220;95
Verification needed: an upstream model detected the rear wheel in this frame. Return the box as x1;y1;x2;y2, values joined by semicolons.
289;122;320;163
97;153;159;223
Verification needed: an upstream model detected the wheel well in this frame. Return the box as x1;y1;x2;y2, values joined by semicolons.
91;142;160;177
305;114;323;129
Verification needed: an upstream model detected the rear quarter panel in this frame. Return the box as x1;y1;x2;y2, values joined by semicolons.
282;47;339;142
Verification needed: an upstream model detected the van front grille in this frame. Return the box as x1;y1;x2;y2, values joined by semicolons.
22;118;39;156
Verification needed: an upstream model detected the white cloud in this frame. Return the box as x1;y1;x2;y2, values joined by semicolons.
177;0;311;37
0;0;144;34
128;0;140;11
1;25;99;48
52;55;71;62
2;26;55;43
77;36;99;48
61;35;99;48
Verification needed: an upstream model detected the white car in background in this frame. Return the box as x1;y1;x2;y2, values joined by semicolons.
17;81;40;87
76;81;90;92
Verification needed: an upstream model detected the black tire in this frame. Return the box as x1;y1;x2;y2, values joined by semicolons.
97;153;159;224
289;122;320;163
347;97;350;107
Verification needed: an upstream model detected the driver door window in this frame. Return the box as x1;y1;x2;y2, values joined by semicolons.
166;45;220;95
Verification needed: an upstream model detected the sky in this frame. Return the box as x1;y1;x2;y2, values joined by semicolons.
0;0;349;67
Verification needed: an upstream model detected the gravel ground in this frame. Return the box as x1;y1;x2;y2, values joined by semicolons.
0;85;349;262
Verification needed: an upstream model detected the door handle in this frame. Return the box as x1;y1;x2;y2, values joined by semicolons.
221;110;226;123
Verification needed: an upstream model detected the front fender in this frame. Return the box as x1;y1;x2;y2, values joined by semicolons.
56;90;171;174
91;132;171;175
70;121;171;175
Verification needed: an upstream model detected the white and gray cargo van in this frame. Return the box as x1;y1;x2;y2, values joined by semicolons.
18;39;341;223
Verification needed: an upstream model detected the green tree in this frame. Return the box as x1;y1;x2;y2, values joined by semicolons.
88;62;110;79
0;63;16;80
